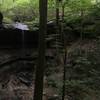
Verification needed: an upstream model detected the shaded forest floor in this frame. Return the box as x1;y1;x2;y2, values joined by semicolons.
0;38;100;100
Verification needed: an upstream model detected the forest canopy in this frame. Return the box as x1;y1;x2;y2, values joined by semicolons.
0;0;99;22
0;0;100;30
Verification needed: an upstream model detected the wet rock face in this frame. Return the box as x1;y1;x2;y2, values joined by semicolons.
0;29;39;48
0;21;55;49
0;21;56;49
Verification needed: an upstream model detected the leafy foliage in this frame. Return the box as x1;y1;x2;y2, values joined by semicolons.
64;39;100;99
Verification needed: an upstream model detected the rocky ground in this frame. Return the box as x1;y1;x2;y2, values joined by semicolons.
0;48;62;100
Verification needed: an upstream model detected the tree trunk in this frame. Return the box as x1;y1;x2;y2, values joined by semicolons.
61;3;66;100
34;0;47;100
56;0;60;26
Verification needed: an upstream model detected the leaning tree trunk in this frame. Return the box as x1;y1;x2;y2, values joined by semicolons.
34;0;47;100
60;3;66;100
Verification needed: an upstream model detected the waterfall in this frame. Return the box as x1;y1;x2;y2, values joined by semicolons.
21;30;26;57
22;30;25;49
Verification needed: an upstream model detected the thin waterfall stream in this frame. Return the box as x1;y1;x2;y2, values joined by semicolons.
22;30;25;50
21;30;26;67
